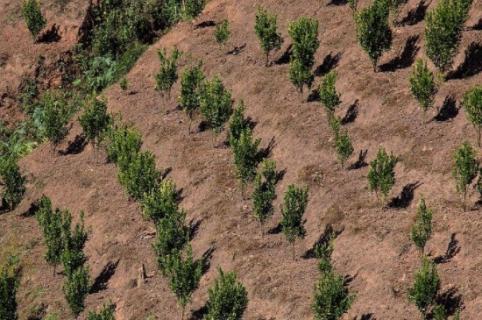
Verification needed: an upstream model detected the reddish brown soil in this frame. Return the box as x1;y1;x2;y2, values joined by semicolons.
1;0;482;319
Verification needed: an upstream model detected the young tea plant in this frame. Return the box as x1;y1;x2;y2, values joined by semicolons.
288;17;319;93
155;48;182;98
462;86;482;146
228;101;250;146
410;198;433;255
64;265;90;316
334;130;354;169
254;7;283;66
0;256;20;320
106;124;143;171
79;97;111;149
252;159;277;235
408;257;440;319
87;303;115;320
312;270;354;320
368;147;397;205
452;142;479;210
199;76;233;136
205;269;248;320
231;127;261;195
410;59;438;120
215;20;230;45
22;0;46;39
0;157;26;211
319;71;341;116
180;64;205;134
142;179;179;222
355;0;392;71
281;185;309;259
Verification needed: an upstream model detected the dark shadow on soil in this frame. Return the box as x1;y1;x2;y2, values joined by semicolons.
388;181;422;209
37;24;61;43
227;43;247;55
194;20;216;29
274;44;292;65
397;0;430;26
434;287;463;316
302;224;344;259
90;259;120;293
433;95;458;122
59;134;87;156
348;149;368;170
446;42;482;80
379;35;419;72
434;233;461;264
314;52;342;77
341;100;359;125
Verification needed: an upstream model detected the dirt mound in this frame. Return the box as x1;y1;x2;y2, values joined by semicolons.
1;0;482;319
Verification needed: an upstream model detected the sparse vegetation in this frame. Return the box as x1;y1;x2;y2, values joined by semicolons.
155;48;182;97
87;303;116;320
180;64;205;133
254;7;283;66
409;257;440;319
215;20;230;45
281;185;309;259
410;198;433;255
452;142;479;210
410;59;438;117
288;17;319;93
462;86;482;146
205;269;248;320
22;0;46;39
355;0;392;71
252;159;277;234
368;147;397;204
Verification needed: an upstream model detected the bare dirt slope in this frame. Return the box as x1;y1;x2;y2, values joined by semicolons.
1;0;482;319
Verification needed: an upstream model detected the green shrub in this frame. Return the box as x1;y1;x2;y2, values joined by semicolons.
425;0;472;71
22;0;46;38
254;7;283;66
252;159;277;233
288;17;319;92
165;246;202;319
40;92;71;148
60;211;88;277
432;304;448;320
106;125;143;171
462;86;482;146
314;237;334;274
35;198;63;272
231;128;261;191
0;256;19;320
355;0;392;71
81;56;118;94
410;198;432;254
0;157;26;210
142;179;178;222
408;257;440;318
215;20;230;45
153;209;189;274
79;98;111;148
180;64;205;133
119;78;128;91
155;48;182;97
64;265;90;316
452;142;479;209
87;303;116;320
200;76;233;134
410;59;438;116
334;130;354;169
319;71;341;115
281;185;309;259
183;0;205;19
367;147;397;204
312;271;354;320
205;269;248;320
118;151;160;201
228;101;250;146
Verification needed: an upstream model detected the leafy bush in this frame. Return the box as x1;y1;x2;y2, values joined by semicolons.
180;64;205;133
254;7;283;66
35;197;63;272
0;256;19;320
408;257;440;318
252;159;277;232
0;157;26;210
425;0;472;71
228;101;250;146
319;71;341;115
142;179;178;222
410;198;432;254
106;124;143;171
334;130;354;169
39;92;71;148
64;265;90;315
281;185;309;258
215;20;230;45
87;303;116;320
165;246;202;318
153;209;189;274
200;76;233;134
288;17;319;92
155;48;182;97
462;86;482;146
22;0;46;38
231;128;261;191
367;147;397;203
410;59;438;115
205;269;248;320
61;211;88;277
452;142;479;209
312;271;354;320
118;151;160;200
355;0;392;71
79;98;111;147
